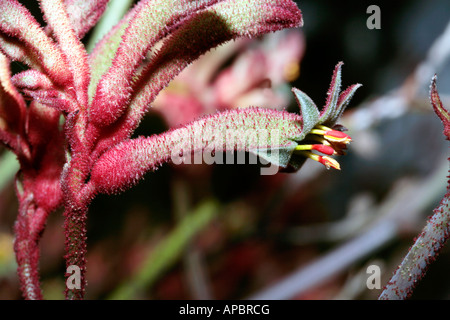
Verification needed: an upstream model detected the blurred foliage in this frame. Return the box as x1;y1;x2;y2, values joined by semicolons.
1;0;450;299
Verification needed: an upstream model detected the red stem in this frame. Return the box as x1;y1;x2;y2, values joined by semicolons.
63;204;88;300
61;152;95;300
13;193;47;300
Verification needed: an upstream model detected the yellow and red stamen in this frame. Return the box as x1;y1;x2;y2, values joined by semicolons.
294;124;352;170
295;143;336;155
309;124;352;144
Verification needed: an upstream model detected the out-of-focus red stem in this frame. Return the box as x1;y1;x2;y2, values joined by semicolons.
13;192;46;300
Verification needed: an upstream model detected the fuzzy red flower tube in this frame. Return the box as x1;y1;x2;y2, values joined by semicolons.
0;0;360;300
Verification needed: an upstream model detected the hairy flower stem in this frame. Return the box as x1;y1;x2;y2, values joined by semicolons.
62;154;95;300
13;192;45;300
379;76;450;299
63;205;88;300
379;194;450;299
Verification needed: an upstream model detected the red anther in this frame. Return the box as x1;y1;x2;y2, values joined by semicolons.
311;144;335;155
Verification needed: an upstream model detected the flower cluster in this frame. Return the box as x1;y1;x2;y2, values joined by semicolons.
0;0;359;299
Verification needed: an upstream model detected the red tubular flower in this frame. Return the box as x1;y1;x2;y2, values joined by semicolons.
285;63;360;171
0;0;306;300
0;0;365;298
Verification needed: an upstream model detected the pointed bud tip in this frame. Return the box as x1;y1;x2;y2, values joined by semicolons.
319;156;341;170
324;130;352;144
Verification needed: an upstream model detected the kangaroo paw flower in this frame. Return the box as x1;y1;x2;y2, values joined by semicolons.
311;124;352;144
293;124;351;170
286;62;360;171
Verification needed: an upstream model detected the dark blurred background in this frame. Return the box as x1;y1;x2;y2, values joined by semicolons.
295;0;450;104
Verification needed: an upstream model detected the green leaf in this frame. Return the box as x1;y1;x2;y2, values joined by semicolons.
291;87;319;140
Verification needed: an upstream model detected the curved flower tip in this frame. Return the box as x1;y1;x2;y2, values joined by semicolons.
288;62;360;171
430;75;450;140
